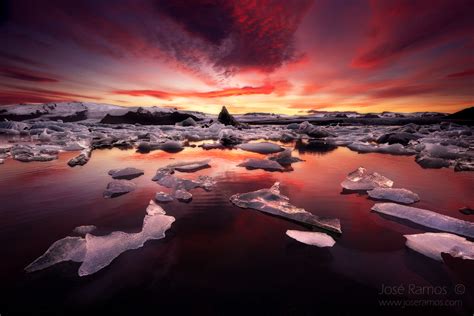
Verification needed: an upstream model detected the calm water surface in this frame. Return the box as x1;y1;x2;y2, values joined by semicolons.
0;144;473;315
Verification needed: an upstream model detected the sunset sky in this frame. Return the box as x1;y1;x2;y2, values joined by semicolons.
0;0;472;114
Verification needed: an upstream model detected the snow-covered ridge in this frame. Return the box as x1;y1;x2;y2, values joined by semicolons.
0;102;208;122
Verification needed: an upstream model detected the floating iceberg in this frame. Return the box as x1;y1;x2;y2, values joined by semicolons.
108;167;144;180
155;191;173;202
286;230;336;247
238;142;284;154
26;210;175;276
372;203;474;238
341;167;393;191
230;182;341;234
73;225;97;236
404;233;474;261
238;158;284;171
368;188;420;204
103;180;136;198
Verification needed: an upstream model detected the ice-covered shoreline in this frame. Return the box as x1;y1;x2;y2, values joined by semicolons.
0;102;472;172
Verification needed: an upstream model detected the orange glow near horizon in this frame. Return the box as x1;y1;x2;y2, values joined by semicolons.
0;1;472;114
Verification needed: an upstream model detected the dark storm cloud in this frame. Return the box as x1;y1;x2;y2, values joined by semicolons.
353;0;474;67
1;0;313;75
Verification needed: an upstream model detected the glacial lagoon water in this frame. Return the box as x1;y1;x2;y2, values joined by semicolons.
0;144;473;315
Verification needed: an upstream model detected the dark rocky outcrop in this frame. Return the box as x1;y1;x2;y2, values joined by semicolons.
100;108;201;125
445;107;474;121
217;106;240;126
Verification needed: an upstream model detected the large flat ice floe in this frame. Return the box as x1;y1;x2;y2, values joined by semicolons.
372;203;474;238
286;230;336;247
341;167;394;191
404;233;474;262
25;207;175;276
230;182;341;234
367;187;420;204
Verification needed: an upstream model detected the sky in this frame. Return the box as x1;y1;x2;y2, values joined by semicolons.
0;0;472;114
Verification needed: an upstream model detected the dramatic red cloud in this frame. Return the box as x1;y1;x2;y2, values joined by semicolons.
0;0;472;113
352;0;473;68
114;85;277;100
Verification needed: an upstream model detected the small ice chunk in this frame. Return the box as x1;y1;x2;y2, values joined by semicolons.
168;159;211;172
372;203;474;238
108;167;144;180
238;158;284;171
155;191;174;202
404;233;474;261
78;214;175;276
238;142;284;154
159;140;184;153
286;230;336;247
103;180;136;198
415;155;450;169
230;182;341;234
73;225;97;236
341;167;394;191
368;187;420;204
146;200;166;215
68;148;91;167
25;237;86;272
174;189;192;202
201;142;225;150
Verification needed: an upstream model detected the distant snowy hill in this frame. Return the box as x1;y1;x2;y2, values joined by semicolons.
0;102;208;123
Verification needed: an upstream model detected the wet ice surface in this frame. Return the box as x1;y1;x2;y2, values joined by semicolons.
372;203;474;238
79;213;175;276
367;187;420;204
230;182;342;234
404;233;474;262
286;230;336;247
25;237;86;273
